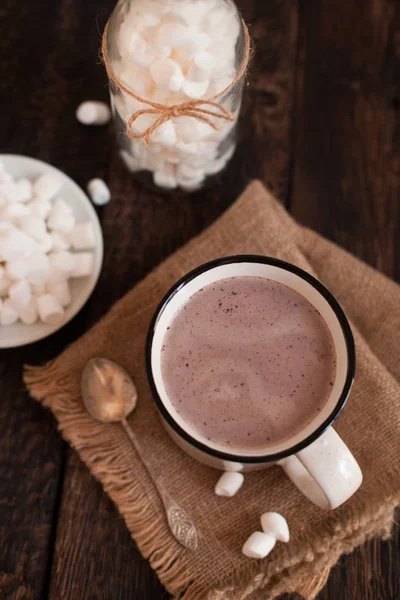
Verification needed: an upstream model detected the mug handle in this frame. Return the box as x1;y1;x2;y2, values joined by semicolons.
278;427;363;510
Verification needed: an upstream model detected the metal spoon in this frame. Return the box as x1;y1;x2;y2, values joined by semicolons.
81;357;198;551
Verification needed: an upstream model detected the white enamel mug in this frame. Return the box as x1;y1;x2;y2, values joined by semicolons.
146;256;362;510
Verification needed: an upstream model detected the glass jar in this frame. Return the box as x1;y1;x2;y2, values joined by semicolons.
104;0;246;192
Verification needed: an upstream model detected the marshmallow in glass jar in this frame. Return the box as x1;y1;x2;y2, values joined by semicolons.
102;0;249;192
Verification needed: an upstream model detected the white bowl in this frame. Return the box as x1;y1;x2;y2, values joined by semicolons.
0;154;104;348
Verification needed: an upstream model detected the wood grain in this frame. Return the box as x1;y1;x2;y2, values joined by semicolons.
0;0;398;598
48;451;170;600
289;1;400;598
290;0;400;281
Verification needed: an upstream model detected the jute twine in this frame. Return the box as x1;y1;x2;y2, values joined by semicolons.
101;19;251;146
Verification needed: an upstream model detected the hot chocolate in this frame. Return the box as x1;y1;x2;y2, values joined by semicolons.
161;276;336;451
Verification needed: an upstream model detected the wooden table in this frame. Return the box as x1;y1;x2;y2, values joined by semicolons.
1;0;399;598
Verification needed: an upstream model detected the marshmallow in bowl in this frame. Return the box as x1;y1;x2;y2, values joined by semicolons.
0;163;97;326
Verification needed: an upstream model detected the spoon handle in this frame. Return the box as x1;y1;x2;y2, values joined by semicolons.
121;418;198;551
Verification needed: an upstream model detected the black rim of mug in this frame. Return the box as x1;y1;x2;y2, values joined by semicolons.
145;255;356;464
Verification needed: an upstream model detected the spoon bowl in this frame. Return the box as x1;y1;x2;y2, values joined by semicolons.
82;358;137;422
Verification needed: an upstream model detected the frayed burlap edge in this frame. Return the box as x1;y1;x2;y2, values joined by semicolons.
24;363;399;600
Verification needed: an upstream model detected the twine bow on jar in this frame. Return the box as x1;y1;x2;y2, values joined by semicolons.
101;20;251;146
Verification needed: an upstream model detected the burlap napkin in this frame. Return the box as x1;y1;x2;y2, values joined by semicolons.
25;181;400;600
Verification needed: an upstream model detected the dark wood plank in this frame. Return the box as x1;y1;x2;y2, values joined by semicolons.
0;0;113;596
0;0;119;597
290;1;400;598
290;0;400;281
49;0;299;598
0;347;63;600
49;451;170;600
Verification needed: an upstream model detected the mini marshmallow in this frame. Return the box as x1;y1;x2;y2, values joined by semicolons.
19;215;47;242
69;222;95;250
128;34;156;67
51;231;71;251
119;64;153;95
157;23;191;48
87;179;111;206
242;532;276;560
5;258;28;281
177;161;205;180
0;181;20;204
188;52;216;82
260;512;290;543
169;72;185;92
38;232;54;254
34;173;63;201
26;250;50;285
19;303;38;325
47;281;71;308
170;1;210;26
52;197;73;214
204;5;233;32
36;294;64;325
170;48;192;73
27;197;52;219
16;179;33;203
215;472;244;497
176;162;206;189
70;252;94;278
182;79;210;99
47;200;75;233
0;276;11;297
8;279;32;309
76;101;111;126
152;121;178;147
150;58;184;92
185;31;211;56
0;225;37;262
143;12;160;27
153;165;177;189
0;298;19;326
176;116;212;144
0;202;30;223
49;251;74;276
31;283;46;296
176;141;201;155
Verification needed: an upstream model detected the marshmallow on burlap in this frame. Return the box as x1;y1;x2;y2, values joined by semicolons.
24;182;400;600
242;531;276;559
215;472;244;497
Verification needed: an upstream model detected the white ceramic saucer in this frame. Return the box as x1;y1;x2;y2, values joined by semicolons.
0;154;104;348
